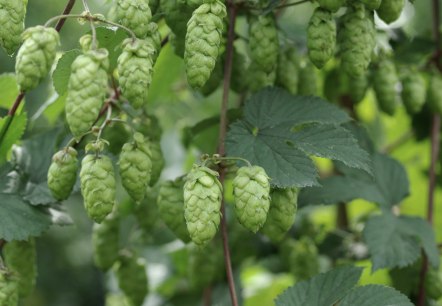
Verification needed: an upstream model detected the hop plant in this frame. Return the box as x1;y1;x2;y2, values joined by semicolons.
360;0;382;10
115;252;148;306
145;22;161;61
338;3;376;77
376;0;404;24
0;0;27;55
117;38;155;109
80;153;116;223
200;59;223;96
248;14;278;74
400;68;426;115
372;56;400;116
3;239;36;297
148;140;164;186
92;212;120;271
248;60;276;92
298;59;318;96
119;132;153;203
261;187;299;242
184;165;222;246
184;0;226;88
232;165;270;233
276;46;299;95
15;26;59;92
47;147;78;201
157;178;190;243
428;71;442;114
317;0;345;12
134;186;159;234
105;294;131;306
425;268;442;300
347;72;369;103
307;8;336;69
65;48;109;139
286;237;320;280
115;0;152;38
188;243;223;289
0;270;18;306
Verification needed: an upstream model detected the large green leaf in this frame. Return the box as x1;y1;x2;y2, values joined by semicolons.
0;112;27;164
0;73;20;109
52;49;82;95
338;285;413;306
226;88;371;187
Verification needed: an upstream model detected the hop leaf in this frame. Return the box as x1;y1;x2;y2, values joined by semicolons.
400;68;426;115
0;0;27;55
65;49;109;139
117;38;155;109
80;154;116;223
276;46;299;95
261;187;299;242
115;0;152;38
92;213;120;271
248;14;278;74
232;165;270;233
360;0;382;10
47;147;78;201
184;165;222;246
157;178;190;243
338;3;376;77
3;239;36;297
428;71;442;114
307;8;336;69
184;0;226;88
372;56;401;116
0;269;18;306
15;26;60;91
376;0;405;24
119;133;153;203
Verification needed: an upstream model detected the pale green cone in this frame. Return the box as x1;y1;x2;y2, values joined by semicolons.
119;132;153;203
307;8;336;69
92;212;120;271
15;26;59;91
0;270;18;306
232;165;270;233
372;57;400;116
115;0;152;38
0;0;27;55
376;0;404;24
115;252;148;306
287;237;319;280
65;48;109;139
248;60;276;92
184;165;222;246
248;14;278;74
80;154;116;223
400;68;426;115
47;147;78;201
276;46;299;95
157;178;190;243
347;71;369;103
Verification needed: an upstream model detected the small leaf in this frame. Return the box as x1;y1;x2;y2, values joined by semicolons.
52;49;82;95
0;193;51;241
0;112;27;164
0;73;20;109
338;285;413;306
94;27;128;71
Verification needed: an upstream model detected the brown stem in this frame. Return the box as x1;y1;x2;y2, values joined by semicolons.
202;286;212;306
216;2;239;306
55;0;77;32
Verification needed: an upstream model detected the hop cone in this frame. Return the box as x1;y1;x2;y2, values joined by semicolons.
376;0;404;24
0;270;18;306
298;59;318;96
317;0;345;12
372;57;400;116
307;8;336;68
118;38;155;109
276;46;299;95
261;187;299;242
3;239;36;297
347;71;369;103
425;268;442;300
145;22;161;61
188;243;223;289
115;252;148;306
157;179;190;243
47;147;78;201
92;212;120;271
15;26;59;91
232;165;270;233
0;0;27;55
184;0;226;88
65;49;109;139
148;140;164;186
428;72;442;114
80;154;116;223
200;58;223;96
287;238;319;280
338;3;375;77
115;0;152;38
134;186;159;234
248;61;276;92
360;0;381;10
400;69;426;115
249;14;278;74
184;165;222;246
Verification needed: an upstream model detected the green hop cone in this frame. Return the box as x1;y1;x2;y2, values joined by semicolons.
248;60;276;92
276;46;299;95
298;59;319;96
47;147;78;201
232;165;270;233
425;268;442;300
92;212;120;271
157;178;190;243
115;251;148;306
117;38;155;109
0;270;18;306
134;186;159;234
338;3;375;77
428;71;442;114
15;26;59;92
119;132;153;202
307;8;336;69
184;0;226;88
360;0;382;10
285;237;319;280
347;71;369;103
65;48;109;139
200;58;223;96
188;242;223;289
261;187;299;243
376;0;404;24
400;68;426;115
148;140;164;186
0;0;27;55
372;56;400;116
317;0;345;12
3;239;36;297
249;14;279;74
184;165;222;246
80;154;116;223
115;0;152;38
